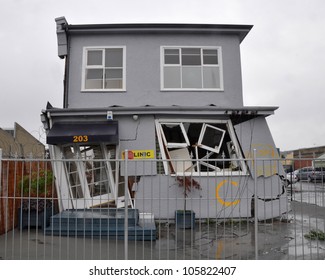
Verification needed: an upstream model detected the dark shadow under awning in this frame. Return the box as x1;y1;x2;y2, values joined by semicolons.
47;121;119;145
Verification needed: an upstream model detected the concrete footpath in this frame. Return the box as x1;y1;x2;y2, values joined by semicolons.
1;203;324;260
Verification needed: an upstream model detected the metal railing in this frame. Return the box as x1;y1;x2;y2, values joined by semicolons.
1;151;325;260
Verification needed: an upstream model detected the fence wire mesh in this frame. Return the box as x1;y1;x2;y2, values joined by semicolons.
1;154;325;260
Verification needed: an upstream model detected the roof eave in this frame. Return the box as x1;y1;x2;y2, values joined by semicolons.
44;105;277;118
66;22;253;43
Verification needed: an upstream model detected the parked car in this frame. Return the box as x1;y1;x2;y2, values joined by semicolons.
295;166;325;183
295;167;314;181
278;172;298;187
309;167;325;183
286;172;299;184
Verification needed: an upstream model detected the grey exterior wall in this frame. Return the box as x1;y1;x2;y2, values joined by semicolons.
135;175;287;220
66;33;244;108
235;117;284;179
119;115;157;176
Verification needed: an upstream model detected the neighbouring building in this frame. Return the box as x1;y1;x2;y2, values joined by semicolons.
0;122;45;158
281;146;325;171
41;17;287;220
0;124;46;234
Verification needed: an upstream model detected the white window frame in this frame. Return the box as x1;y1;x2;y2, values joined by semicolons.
81;46;126;92
197;124;226;154
155;119;247;176
159;122;190;149
160;46;224;91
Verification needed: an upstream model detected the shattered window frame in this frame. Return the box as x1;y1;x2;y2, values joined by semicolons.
60;143;118;208
159;122;190;148
155;119;247;176
197;123;226;154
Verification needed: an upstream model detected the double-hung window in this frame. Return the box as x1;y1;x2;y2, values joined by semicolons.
161;46;223;90
82;47;126;91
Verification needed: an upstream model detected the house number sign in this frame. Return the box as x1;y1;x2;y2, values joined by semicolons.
73;135;89;143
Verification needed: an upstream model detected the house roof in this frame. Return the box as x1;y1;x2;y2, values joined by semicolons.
56;16;253;43
317;153;325;159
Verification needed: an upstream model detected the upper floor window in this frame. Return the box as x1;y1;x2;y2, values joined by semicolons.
82;47;126;91
161;46;223;91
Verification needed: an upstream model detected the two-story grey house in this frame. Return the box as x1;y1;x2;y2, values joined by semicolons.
41;17;287;220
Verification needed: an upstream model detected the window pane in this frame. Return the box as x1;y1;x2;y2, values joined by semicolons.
161;124;187;145
182;48;201;65
87;50;103;66
164;66;181;88
165;49;180;64
85;69;103;89
182;48;200;55
165;49;179;55
86;69;103;79
105;69;122;79
203;49;218;64
203;67;220;88
105;69;123;89
105;80;123;89
182;66;202;88
105;48;123;67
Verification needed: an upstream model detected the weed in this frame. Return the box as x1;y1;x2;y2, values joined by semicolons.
304;229;325;241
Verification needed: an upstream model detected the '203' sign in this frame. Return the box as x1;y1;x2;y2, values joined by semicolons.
73;135;89;143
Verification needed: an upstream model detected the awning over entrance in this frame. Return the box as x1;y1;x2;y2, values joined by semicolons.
47;121;119;145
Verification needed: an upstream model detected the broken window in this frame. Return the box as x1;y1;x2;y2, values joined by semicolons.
63;146;84;200
197;124;226;153
61;144;118;208
155;119;247;175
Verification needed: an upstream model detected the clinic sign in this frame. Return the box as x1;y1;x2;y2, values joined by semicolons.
122;150;155;160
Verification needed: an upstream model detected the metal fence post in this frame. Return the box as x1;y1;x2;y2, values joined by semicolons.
253;149;258;260
0;149;2;194
124;149;129;260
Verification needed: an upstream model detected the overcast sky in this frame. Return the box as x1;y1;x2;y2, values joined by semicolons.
0;0;324;151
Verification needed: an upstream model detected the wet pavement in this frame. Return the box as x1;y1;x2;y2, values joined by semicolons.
1;182;325;260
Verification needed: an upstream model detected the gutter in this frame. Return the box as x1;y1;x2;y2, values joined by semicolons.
45;105;278;116
55;16;253;43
